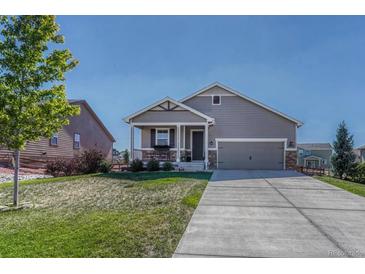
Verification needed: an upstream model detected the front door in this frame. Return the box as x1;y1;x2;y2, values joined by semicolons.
192;131;204;160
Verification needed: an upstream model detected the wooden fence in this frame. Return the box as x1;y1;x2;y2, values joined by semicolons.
296;166;330;176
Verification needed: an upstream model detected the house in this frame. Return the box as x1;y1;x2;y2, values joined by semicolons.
355;145;365;163
123;82;303;170
297;143;332;169
0;100;115;168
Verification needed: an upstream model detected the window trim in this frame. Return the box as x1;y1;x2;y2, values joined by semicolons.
73;132;81;150
212;95;221;105
155;128;170;146
50;133;59;147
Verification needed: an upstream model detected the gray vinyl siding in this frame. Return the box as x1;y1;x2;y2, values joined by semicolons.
183;94;297;148
184;126;204;149
131;110;206;123
197;86;234;96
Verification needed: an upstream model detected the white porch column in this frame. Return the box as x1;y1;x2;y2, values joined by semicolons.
176;124;181;162
204;123;209;169
130;124;134;161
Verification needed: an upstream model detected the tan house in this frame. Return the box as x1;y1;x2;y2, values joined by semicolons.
0;100;115;168
124;82;303;170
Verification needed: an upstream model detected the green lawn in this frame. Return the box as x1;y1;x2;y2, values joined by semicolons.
0;171;211;258
314;175;365;197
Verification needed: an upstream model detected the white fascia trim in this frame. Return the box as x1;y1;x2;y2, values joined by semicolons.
123;96;214;123
215;137;287;142
180;82;303;127
286;147;298;151
215;138;294;151
131;122;211;126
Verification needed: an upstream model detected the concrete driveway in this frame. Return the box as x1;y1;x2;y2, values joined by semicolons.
174;170;365;257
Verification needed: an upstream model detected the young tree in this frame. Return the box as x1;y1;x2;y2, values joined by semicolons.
122;149;130;165
331;121;356;179
0;16;79;206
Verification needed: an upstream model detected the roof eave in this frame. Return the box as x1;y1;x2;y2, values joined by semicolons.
123;97;214;124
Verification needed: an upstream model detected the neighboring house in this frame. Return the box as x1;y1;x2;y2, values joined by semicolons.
0;100;115;168
123;82;303;170
297;143;332;169
355;145;365;163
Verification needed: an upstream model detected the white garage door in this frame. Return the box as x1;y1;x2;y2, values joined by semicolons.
218;141;285;170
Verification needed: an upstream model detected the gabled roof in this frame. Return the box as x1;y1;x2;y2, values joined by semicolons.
304;155;324;160
298;143;332;151
123;97;215;123
180;82;303;127
69;99;116;142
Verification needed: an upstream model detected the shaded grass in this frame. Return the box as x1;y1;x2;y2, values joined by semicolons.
100;171;212;181
315;175;365;198
0;172;211;257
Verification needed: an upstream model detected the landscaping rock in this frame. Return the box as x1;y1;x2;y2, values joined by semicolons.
0;172;51;183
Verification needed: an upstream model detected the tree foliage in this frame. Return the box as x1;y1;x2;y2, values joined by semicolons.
331;121;356;179
0;16;79;150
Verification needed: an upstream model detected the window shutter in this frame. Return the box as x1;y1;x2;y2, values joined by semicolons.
151;129;156;147
169;128;175;147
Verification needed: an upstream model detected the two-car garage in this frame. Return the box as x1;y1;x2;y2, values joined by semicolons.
217;139;285;170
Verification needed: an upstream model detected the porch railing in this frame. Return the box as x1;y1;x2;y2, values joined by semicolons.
133;149;175;161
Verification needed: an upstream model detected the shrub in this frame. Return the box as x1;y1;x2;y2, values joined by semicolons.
78;149;104;174
147;159;160;171
99;160;112;173
46;158;80;177
46;159;67;177
64;158;81;176
130;159;144;172
353;163;365;184
162;161;174;171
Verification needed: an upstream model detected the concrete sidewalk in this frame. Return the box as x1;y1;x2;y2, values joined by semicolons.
173;170;365;258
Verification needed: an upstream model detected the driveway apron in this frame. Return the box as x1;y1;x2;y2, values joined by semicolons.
173;170;365;258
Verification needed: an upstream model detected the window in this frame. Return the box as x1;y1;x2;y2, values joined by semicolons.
299;149;304;155
212;95;221;105
74;133;80;149
50;133;58;146
156;129;169;146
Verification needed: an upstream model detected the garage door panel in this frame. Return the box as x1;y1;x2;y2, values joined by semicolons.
218;142;284;170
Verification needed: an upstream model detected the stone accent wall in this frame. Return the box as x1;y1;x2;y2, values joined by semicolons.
208;150;217;169
285;150;297;170
141;150;176;162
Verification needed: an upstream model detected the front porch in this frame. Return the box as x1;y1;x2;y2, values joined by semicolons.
123;97;215;170
130;123;210;170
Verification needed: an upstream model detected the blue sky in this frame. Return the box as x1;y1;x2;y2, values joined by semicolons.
57;16;365;151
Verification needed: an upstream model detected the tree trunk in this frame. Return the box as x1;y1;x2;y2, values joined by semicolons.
13;149;20;207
